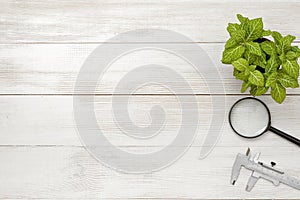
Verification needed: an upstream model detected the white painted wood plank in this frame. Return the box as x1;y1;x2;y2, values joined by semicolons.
1;43;300;94
1;95;300;147
0;146;299;199
1;0;300;43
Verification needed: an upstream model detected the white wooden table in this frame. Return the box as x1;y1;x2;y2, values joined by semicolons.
0;0;300;199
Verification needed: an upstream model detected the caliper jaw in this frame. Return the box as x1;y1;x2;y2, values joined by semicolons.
246;171;280;191
230;148;299;192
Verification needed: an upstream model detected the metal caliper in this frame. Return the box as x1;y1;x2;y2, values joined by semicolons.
231;148;300;191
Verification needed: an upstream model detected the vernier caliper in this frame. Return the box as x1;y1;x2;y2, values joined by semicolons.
231;148;300;191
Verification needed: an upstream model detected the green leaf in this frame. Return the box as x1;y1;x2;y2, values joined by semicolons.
225;38;238;49
252;55;266;69
232;58;249;71
265;55;279;74
248;65;256;71
279;53;286;62
249;85;256;96
261;52;267;65
262;30;272;36
286;51;300;60
246;41;262;56
246;18;263;41
267;55;280;68
260;41;276;55
237;14;250;30
244;50;257;64
244;68;250;76
272;31;283;44
222;45;246;64
279;73;299;88
250;86;269;96
276;45;282;55
282;59;300;79
233;68;239;76
227;23;240;37
266;71;278;87
291;46;300;53
222;15;299;103
237;14;249;23
232;30;246;42
249;70;265;86
235;70;249;81
241;81;251;93
281;35;296;53
271;82;286;103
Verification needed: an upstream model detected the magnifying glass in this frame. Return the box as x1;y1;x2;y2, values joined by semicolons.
229;97;300;147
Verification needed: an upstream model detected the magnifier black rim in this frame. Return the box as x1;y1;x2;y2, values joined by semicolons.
228;97;271;139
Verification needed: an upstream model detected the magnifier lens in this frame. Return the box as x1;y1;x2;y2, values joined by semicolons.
229;98;270;138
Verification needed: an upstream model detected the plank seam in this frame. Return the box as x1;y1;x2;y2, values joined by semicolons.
0;41;299;45
0;94;300;96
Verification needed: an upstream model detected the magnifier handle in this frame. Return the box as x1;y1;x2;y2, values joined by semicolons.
269;126;300;147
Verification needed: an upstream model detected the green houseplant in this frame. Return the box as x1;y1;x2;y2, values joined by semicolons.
222;14;300;103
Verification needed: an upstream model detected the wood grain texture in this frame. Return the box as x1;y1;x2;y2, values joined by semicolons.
0;43;300;95
0;146;299;199
1;95;300;147
1;0;300;199
1;0;300;43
